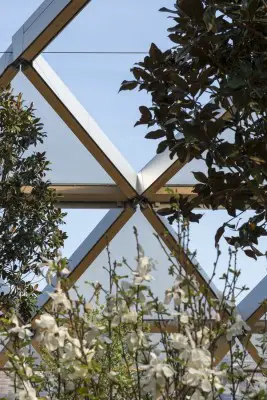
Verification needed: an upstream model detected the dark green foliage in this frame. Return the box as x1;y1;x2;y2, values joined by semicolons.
0;87;66;319
121;0;267;259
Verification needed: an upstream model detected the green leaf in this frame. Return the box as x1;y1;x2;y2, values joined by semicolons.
157;140;168;154
149;43;162;61
203;6;217;32
192;171;208;183
244;249;257;260
159;7;177;14
171;73;189;91
119;80;138;91
145;130;165;139
168;34;180;44
215;225;225;246
227;76;245;90
139;106;152;122
247;0;260;18
179;0;204;20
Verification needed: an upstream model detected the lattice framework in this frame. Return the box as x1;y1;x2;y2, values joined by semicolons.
0;0;266;370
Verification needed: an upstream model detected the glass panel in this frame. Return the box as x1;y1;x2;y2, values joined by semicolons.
0;1;42;50
0;370;14;399
11;72;114;184
252;333;267;361
36;208;109;292
177;210;267;303
168;157;208;185
44;0;172;171
62;209;109;259
74;208;174;302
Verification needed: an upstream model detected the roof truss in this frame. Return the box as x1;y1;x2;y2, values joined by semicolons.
0;0;266;371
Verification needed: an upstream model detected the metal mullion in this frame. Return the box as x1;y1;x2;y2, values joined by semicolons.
0;1;92;87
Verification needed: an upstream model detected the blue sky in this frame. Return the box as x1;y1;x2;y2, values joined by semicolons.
2;0;267;302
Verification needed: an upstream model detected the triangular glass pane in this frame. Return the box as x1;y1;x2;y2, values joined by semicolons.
44;0;172;171
252;333;267;361
168;157;207;185
11;72;114;184
62;208;109;259
0;0;42;50
74;208;174;303
0;370;14;399
36;208;109;292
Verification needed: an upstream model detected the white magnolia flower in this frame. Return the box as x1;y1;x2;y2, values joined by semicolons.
24;364;33;378
49;288;71;311
19;381;38;400
71;349;95;379
35;314;69;352
35;313;57;331
183;368;212;392
62;341;77;361
183;368;224;395
121;310;138;324
196;327;212;349
67;337;82;359
187;348;212;369
226;310;251;341
139;352;174;398
8;315;33;340
170;333;189;351
127;329;147;352
133;255;155;285
248;375;267;397
164;276;188;306
84;323;105;344
173;311;190;324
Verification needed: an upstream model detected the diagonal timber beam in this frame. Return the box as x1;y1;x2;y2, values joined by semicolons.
37;205;135;309
0;0;92;87
137;110;231;198
213;276;267;367
0;205;135;368
22;57;138;199
141;204;262;367
141;204;222;301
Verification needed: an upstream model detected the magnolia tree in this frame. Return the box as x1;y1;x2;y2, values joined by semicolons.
120;0;267;261
1;225;267;400
0;86;66;319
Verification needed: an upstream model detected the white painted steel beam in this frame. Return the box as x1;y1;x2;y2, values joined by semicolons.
137;110;231;197
0;0;91;86
22;57;138;198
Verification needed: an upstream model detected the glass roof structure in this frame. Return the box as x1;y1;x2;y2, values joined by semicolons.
0;0;266;376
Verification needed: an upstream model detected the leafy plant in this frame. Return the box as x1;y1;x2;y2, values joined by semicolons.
1;231;267;399
121;0;267;260
0;86;66;319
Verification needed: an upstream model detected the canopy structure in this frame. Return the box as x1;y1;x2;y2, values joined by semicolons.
0;0;266;375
